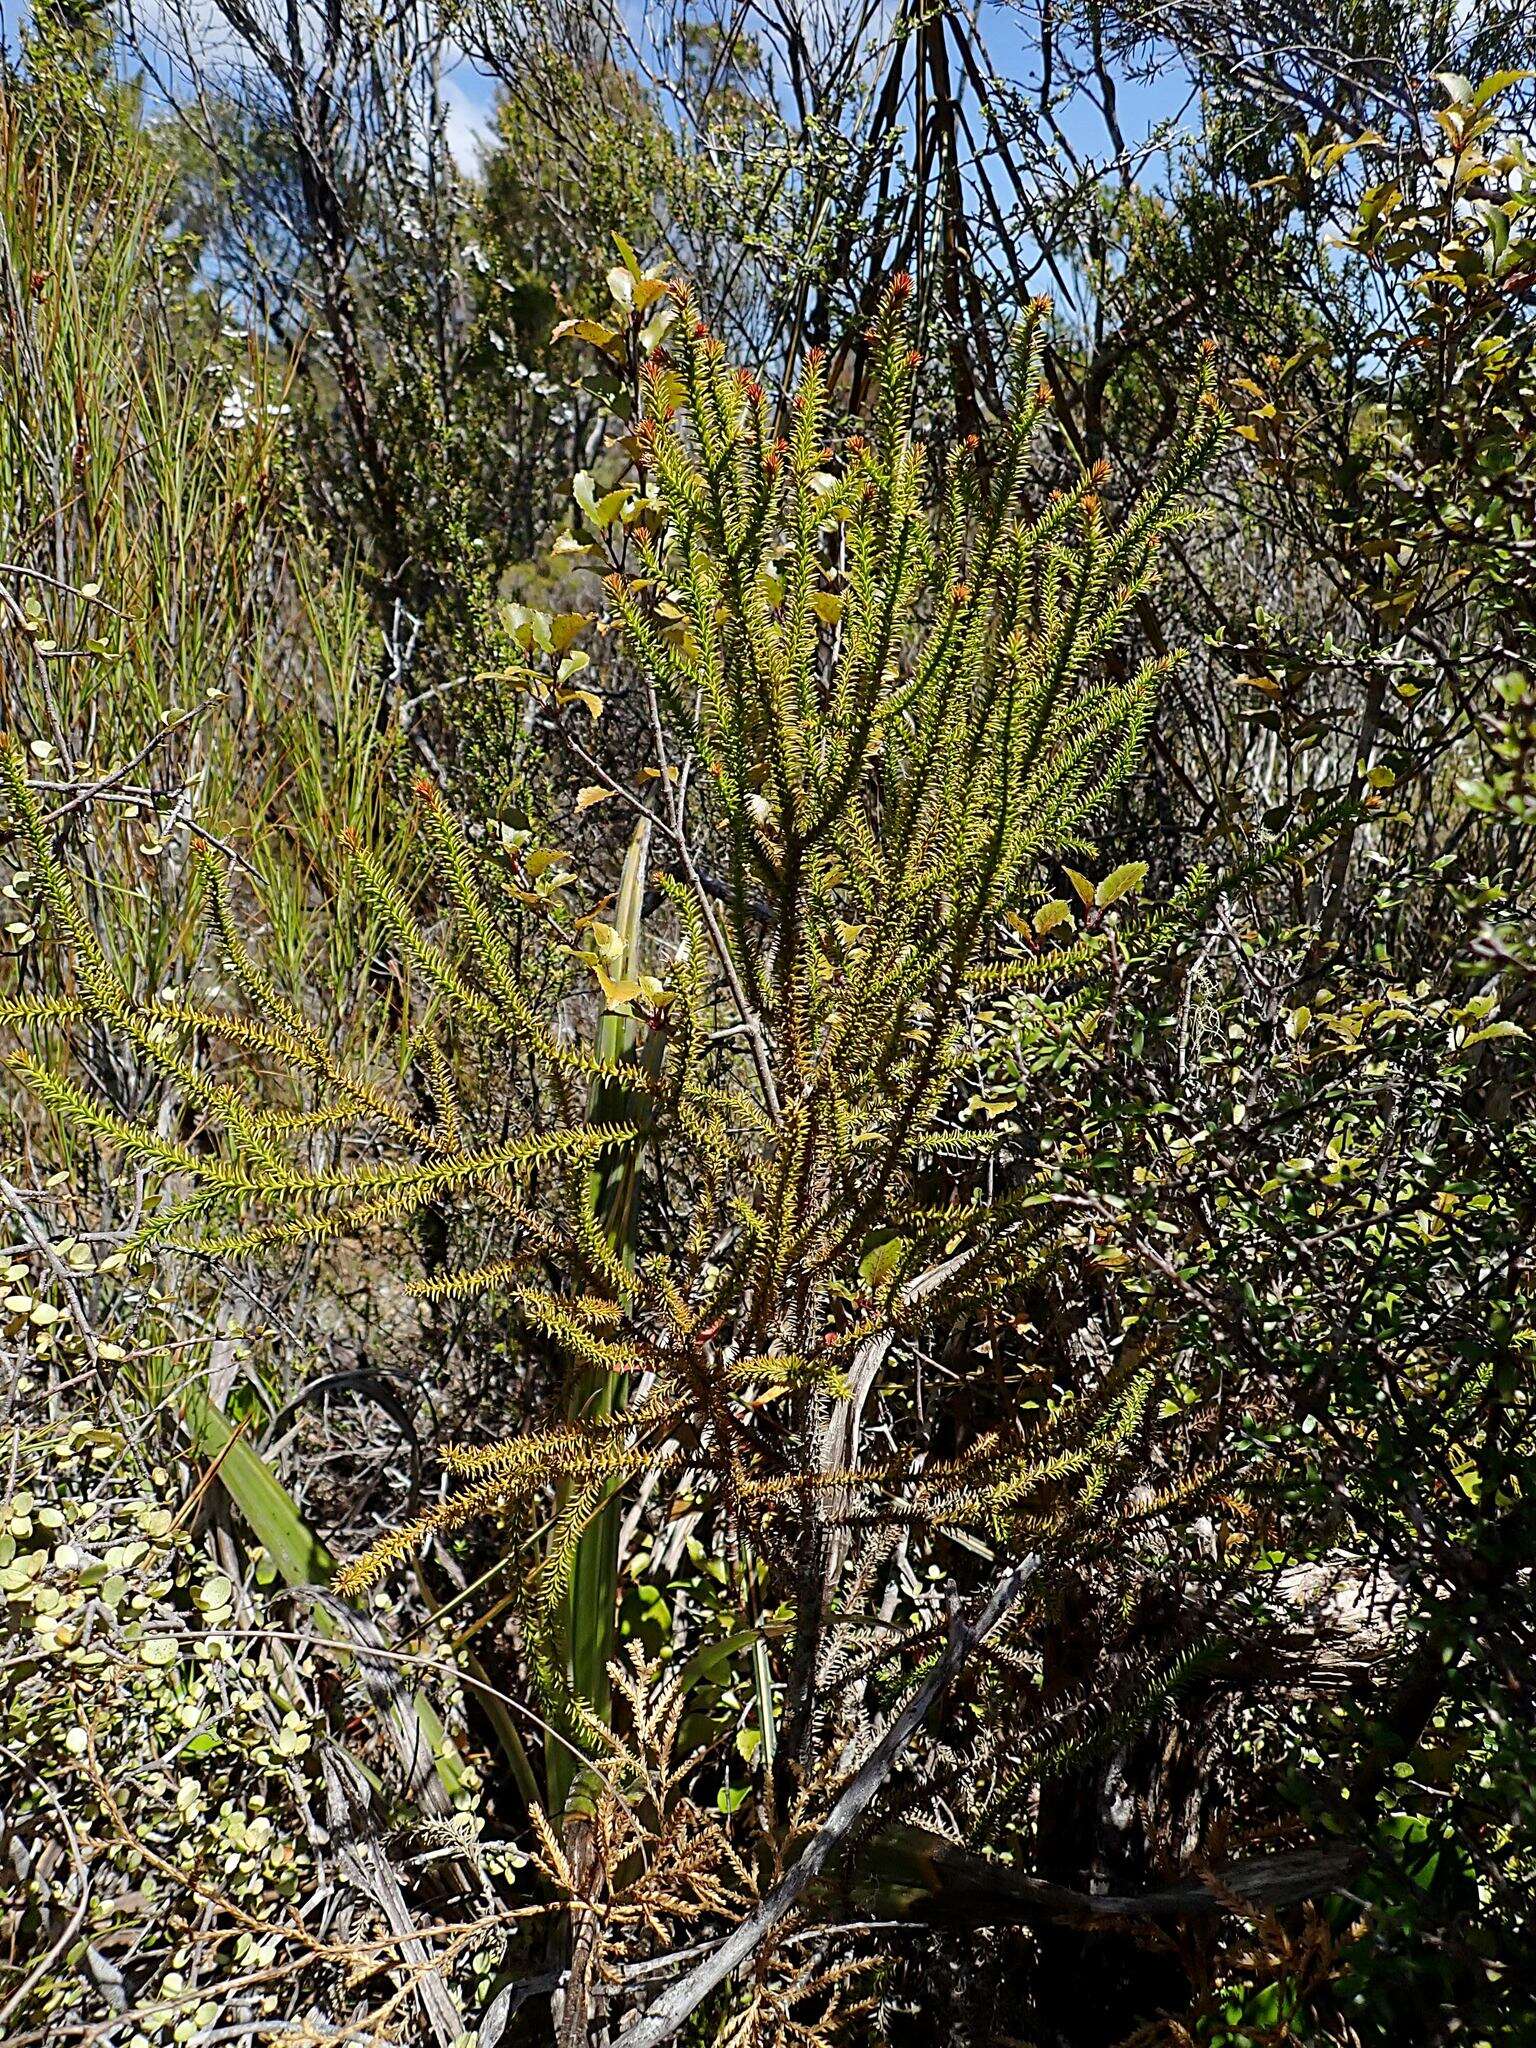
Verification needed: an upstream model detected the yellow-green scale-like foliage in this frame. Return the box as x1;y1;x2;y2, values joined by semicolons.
2;276;1220;1798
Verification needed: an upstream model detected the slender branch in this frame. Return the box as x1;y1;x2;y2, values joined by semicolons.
641;674;783;1123
854;1824;1366;1928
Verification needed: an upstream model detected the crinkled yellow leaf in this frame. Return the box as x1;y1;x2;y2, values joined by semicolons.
592;963;642;1010
1096;861;1148;907
559;688;604;720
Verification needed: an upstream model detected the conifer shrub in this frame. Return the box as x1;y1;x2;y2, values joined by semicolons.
4;266;1224;2035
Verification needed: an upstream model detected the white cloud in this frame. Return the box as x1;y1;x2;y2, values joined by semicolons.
440;66;496;171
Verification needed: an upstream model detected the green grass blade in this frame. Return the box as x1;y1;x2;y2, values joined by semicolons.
179;1382;465;1802
549;820;652;1816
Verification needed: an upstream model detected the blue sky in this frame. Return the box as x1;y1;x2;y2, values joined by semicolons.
1;0;1200;177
